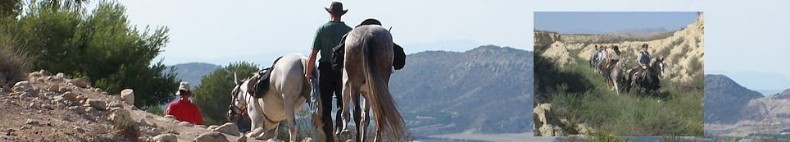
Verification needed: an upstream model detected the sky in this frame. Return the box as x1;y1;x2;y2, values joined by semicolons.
534;12;699;34
106;0;790;91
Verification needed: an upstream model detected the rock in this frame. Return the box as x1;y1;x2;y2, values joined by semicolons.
196;125;207;128
576;123;593;134
61;91;77;102
57;86;69;94
152;133;178;142
144;127;161;136
17;92;32;98
139;136;152;142
212;123;240;136
301;137;312;142
84;107;95;114
107;100;122;109
43;92;57;97
84;99;107;111
25;119;39;125
120;89;135;106
74;127;85;133
177;121;193;127
67;106;82;113
108;109;132;123
28;102;38;109
208;125;219;130
69;78;91;88
46;84;60;92
194;132;229;142
534;103;567;136
139;118;150;126
12;81;32;93
237;135;247;142
164;115;176;119
50;76;64;83
38;70;52;76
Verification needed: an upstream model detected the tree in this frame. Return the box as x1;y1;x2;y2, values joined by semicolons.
4;1;179;107
193;62;260;125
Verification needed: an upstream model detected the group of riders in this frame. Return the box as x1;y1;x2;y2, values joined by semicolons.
590;43;665;94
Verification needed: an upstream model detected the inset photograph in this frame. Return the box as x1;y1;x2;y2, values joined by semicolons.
533;12;704;136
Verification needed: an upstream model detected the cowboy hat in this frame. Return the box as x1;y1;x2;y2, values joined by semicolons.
325;1;348;16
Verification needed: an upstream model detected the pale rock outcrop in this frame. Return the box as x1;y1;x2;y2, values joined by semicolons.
120;89;134;106
194;132;229;142
212;123;240;136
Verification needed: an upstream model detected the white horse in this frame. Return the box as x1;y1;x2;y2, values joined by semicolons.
229;53;312;141
339;25;405;141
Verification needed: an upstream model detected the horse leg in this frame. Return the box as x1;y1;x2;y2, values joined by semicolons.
284;96;298;142
339;81;356;140
360;97;372;142
352;92;364;142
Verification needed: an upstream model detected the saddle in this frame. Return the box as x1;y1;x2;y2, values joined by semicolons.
248;56;283;98
331;34;407;71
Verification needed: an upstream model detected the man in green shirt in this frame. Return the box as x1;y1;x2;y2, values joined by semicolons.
305;2;351;141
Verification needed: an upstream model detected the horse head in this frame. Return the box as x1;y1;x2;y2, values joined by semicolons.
228;72;249;122
651;57;665;77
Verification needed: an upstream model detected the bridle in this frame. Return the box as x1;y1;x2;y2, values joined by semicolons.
228;73;279;124
230;82;248;116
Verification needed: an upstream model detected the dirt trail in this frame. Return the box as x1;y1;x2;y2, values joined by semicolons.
0;70;307;142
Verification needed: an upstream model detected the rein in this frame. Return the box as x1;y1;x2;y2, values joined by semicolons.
231;79;279;124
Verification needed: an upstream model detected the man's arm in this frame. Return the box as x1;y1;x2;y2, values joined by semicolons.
306;49;319;79
165;103;174;116
306;27;322;79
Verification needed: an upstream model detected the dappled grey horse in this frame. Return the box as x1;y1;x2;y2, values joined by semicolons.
339;25;406;142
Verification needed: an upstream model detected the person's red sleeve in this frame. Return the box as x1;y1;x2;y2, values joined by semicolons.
194;107;204;125
165;103;175;115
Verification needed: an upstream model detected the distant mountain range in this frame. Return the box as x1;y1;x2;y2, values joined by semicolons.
165;46;533;136
704;74;763;124
165;62;221;87
390;45;532;136
705;74;790;136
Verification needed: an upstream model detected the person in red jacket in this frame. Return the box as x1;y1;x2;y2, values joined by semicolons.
166;82;204;125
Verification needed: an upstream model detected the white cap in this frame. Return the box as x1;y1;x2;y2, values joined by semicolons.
178;82;191;91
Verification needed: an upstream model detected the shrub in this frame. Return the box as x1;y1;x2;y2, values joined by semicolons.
0;45;29;88
193;62;260;125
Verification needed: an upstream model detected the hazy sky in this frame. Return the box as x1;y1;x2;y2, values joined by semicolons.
534;12;699;34
109;0;790;90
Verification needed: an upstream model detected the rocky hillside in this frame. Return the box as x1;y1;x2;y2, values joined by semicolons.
390;45;532;136
0;70;301;141
165;62;220;87
704;74;763;124
541;13;704;84
705;74;790;136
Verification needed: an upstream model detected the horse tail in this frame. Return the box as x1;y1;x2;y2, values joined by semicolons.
361;38;405;140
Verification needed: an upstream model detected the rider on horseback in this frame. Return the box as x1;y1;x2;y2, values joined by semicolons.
635;43;651;83
605;45;621;78
597;45;607;72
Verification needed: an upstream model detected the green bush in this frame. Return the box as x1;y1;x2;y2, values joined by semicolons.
538;48;703;136
2;0;179;106
193;62;260;125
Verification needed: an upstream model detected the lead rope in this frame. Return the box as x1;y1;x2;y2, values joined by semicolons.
309;77;320;113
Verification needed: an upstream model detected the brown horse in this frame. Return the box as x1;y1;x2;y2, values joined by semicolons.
625;57;665;93
339;25;405;141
